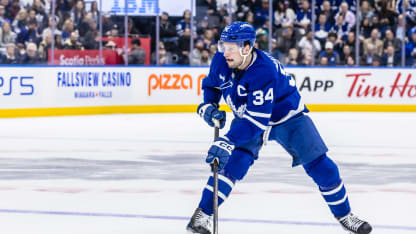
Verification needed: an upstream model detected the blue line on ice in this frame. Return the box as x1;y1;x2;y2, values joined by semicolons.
0;209;414;231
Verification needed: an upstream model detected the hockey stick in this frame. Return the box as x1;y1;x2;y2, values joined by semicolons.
212;120;220;234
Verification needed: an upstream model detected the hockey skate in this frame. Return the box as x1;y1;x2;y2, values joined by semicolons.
186;208;212;234
337;213;372;234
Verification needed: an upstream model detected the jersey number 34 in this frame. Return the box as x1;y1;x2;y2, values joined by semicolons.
253;88;273;105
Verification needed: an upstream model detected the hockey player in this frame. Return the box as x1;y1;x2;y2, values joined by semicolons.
186;22;372;234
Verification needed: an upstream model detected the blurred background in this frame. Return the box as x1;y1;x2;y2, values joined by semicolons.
0;0;415;67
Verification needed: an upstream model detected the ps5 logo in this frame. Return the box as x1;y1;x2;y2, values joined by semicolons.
111;0;160;14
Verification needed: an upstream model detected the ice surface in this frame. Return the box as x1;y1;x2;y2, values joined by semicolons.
0;112;415;234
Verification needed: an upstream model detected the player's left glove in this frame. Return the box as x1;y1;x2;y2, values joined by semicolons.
206;137;234;170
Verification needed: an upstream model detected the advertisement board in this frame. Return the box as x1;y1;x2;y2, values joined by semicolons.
101;0;195;16
0;66;415;117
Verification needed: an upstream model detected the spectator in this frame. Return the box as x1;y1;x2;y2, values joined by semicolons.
299;50;313;65
83;20;99;49
360;17;373;39
298;29;321;58
274;0;296;29
256;28;268;51
254;0;270;28
375;0;396;30
202;28;215;48
330;12;349;40
315;13;332;45
89;1;99;22
107;24;119;37
395;14;406;42
358;0;374;21
128;38;146;65
383;28;401;52
405;27;416;66
83;31;99;49
319;55;329;65
63;31;84;50
150;12;176;53
0;21;16;48
396;0;416;26
276;25;298;58
334;2;356;32
189;38;205;65
285;47;300;65
318;41;340;65
70;0;85;27
295;0;312;34
42;16;62;41
319;0;335;25
0;4;10;26
78;12;95;38
339;44;353;64
370;14;382;31
360;43;378;65
0;43;18;64
177;27;191;64
124;18;141;36
12;9;28;34
363;28;383;56
30;0;48;29
342;31;357;52
19;42;41;64
7;0;20;21
176;10;195;37
16;19;41;45
197;0;218;21
200;48;212;65
381;44;400;66
61;19;75;42
38;33;52;62
152;41;173;65
345;55;355;66
208;43;217;57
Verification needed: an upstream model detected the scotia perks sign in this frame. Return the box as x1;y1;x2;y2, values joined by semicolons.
48;50;124;65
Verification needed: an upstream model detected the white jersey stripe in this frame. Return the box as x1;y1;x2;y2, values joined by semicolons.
321;182;344;196
269;96;305;125
218;174;235;188
205;185;227;201
326;194;348;206
243;114;268;130
246;110;272;118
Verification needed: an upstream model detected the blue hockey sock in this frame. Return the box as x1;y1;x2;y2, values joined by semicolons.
198;170;236;215
303;155;351;218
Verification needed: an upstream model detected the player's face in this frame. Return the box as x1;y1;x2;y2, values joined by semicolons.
220;42;243;68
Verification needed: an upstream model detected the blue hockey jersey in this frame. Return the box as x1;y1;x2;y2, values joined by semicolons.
202;49;308;145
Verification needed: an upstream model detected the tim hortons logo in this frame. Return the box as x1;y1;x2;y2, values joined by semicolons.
346;72;416;98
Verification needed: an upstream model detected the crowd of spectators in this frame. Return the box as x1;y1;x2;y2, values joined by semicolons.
0;0;415;66
147;0;416;67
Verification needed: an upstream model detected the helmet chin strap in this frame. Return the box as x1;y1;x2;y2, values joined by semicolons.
237;47;253;70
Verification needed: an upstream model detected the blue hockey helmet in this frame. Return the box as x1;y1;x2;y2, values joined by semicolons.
218;22;256;53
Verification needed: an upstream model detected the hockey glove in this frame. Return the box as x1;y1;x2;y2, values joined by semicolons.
206;137;234;171
197;103;226;129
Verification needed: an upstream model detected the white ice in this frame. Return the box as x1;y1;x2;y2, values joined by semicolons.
0;112;415;234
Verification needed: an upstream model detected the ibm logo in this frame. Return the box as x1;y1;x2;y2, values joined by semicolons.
111;0;160;14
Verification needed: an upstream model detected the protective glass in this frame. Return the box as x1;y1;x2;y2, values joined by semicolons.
217;41;240;53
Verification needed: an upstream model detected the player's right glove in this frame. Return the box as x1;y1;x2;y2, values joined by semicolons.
206;137;234;170
197;103;226;129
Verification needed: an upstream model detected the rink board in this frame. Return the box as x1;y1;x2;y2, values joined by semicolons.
0;66;415;117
